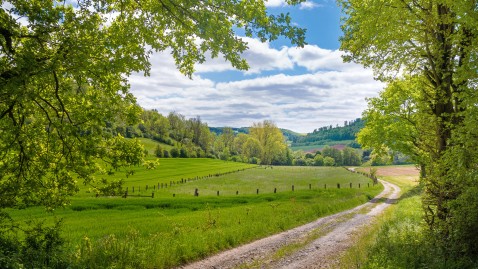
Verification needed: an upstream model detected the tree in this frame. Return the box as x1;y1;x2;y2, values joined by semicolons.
313;154;324;166
250;120;287;165
154;145;164;158
340;0;478;257
233;133;249;156
242;137;263;163
0;0;305;264
323;157;335;167
322;146;342;166
170;148;180;158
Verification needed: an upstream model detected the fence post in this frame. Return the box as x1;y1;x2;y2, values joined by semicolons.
274;188;277;193
350;183;352;188
152;192;154;198
309;184;311;190
337;183;340;189
292;185;294;191
359;183;361;188
194;188;198;197
124;191;128;198
146;185;148;191
256;189;259;194
217;191;220;196
236;190;239;195
324;184;327;189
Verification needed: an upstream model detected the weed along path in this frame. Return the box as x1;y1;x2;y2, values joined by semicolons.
179;179;400;269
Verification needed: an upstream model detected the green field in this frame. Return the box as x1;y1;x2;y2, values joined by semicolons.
9;159;382;268
137;138;175;155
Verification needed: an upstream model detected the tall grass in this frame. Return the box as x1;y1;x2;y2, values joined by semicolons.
338;169;478;269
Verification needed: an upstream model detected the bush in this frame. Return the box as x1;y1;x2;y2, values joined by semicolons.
179;148;188;158
0;218;68;269
170;148;179;158
323;156;335;166
155;145;163;157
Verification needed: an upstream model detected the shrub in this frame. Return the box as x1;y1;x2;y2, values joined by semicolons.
155;145;163;157
170;148;179;158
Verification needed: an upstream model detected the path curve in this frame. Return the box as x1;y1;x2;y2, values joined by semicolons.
179;178;400;269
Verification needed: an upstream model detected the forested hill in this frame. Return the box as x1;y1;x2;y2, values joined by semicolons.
291;118;364;146
209;127;304;143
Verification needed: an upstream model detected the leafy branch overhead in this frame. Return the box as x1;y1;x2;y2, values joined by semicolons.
0;0;306;210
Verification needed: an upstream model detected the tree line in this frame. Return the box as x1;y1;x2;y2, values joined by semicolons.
110;109;291;165
292;118;364;146
291;146;362;167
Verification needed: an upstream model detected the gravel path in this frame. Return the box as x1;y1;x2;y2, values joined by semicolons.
179;179;400;269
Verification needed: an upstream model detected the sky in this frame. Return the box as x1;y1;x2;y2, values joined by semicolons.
128;0;384;134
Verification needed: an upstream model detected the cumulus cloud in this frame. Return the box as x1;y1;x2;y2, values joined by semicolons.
195;37;293;74
265;0;287;8
300;1;323;10
128;39;384;133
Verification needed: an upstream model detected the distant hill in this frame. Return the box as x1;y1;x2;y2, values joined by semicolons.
209;127;304;142
209;127;250;135
290;118;364;151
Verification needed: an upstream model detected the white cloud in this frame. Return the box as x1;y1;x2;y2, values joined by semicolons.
288;45;361;72
265;0;287;8
128;40;384;133
300;1;323;10
195;37;293;74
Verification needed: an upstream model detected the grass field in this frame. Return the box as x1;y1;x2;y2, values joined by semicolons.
137;138;175;155
8;159;383;268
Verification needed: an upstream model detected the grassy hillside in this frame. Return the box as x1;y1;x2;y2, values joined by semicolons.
137;137;174;155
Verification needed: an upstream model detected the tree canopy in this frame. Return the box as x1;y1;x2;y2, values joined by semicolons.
340;0;478;258
0;0;305;210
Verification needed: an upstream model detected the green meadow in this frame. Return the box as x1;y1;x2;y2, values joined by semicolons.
9;158;382;268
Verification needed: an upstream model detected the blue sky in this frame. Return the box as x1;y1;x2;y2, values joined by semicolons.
129;0;383;133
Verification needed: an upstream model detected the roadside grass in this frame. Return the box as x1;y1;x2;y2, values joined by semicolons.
7;163;383;268
338;166;434;269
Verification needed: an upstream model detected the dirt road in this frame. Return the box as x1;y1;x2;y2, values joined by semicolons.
179;179;400;269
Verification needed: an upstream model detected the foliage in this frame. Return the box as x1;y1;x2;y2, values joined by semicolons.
323;156;335;167
340;0;478;257
1;0;306;265
250;120;288;165
292;118;364;147
0;219;67;269
341;169;478;268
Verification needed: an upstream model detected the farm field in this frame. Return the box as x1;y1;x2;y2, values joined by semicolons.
8;160;382;268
